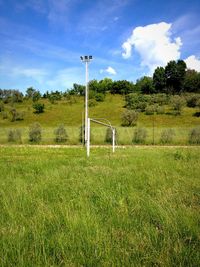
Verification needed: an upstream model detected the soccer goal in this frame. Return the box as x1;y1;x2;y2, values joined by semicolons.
87;118;116;157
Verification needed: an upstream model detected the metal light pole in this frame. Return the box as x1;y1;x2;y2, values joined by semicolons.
80;55;92;145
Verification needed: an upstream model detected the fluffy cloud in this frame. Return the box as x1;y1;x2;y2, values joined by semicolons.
122;22;182;73
185;55;200;72
100;66;117;75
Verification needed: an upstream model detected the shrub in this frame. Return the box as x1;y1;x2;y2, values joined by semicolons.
79;125;93;144
145;105;157;115
0;103;4;112
156;105;165;114
125;94;149;111
7;129;22;143
2;111;8;119
133;128;147;144
186;94;200;108
150;94;169;105
29;122;42;142
188;127;200;144
10;109;24;122
54;124;68;143
33;103;45;113
88;99;97;107
121;110;138;126
95;93;105;102
171;95;186;115
105;127;117;143
160;129;175;144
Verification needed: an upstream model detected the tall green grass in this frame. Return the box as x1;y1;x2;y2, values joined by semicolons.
0;147;199;266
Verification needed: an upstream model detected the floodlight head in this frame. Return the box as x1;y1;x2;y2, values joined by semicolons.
80;55;93;62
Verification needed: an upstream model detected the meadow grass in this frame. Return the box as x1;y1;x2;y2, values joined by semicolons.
0;147;199;266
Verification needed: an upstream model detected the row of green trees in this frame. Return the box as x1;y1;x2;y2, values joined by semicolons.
7;124;200;145
1;60;200;104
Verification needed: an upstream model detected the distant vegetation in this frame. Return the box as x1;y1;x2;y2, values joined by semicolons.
0;59;200;145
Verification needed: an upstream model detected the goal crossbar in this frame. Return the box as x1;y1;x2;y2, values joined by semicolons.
87;118;115;157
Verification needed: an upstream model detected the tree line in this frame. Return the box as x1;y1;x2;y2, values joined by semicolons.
0;60;200;104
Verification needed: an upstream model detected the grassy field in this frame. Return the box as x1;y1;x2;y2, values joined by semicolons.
0;94;199;145
0;146;199;266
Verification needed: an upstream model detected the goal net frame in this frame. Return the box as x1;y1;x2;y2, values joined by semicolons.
87;118;116;157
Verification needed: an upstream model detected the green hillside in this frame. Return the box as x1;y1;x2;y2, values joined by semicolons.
0;94;199;145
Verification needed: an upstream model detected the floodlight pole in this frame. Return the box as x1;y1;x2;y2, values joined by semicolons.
87;118;90;157
80;55;92;146
112;128;115;153
85;60;88;145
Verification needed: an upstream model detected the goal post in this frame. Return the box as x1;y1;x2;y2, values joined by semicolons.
87;117;116;157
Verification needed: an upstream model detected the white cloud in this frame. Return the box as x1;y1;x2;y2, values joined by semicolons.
185;55;200;72
122;22;182;73
100;66;117;75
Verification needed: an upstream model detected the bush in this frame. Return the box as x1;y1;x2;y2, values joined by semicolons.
125;94;149;111
145;105;157;115
0;103;4;112
105;127;117;143
33;103;45;113
186;94;200;108
79;125;93;144
29;122;42;142
10;109;24;122
121;110;138;126
2;111;8;119
188;127;200;144
95;93;105;102
88;99;97;107
150;94;169;105
160;129;175;144
54;124;68;143
171;95;186;115
133;128;147;144
156;105;165;114
7;129;22;143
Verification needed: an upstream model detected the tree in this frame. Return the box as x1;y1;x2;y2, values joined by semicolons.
26;87;35;98
33;103;45;113
165;60;186;94
171;95;186;115
188;127;200;144
88;80;100;93
10;108;24;122
105;127;117;143
8;129;22;143
99;78;113;93
110;80;134;94
184;70;200;93
32;91;41;102
135;76;155;94
125;93;149;111
121;110;138;126
54;124;68;143
11;90;23;103
160;129;175;144
153;67;166;93
133;128;147;144
29;123;42;142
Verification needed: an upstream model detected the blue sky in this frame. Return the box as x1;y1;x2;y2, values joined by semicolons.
0;0;200;93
